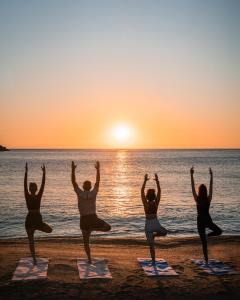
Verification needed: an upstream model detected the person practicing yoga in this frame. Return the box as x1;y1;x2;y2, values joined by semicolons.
24;163;52;265
190;167;222;264
71;160;111;264
141;173;167;265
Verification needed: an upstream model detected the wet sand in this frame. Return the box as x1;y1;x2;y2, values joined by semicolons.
0;236;239;300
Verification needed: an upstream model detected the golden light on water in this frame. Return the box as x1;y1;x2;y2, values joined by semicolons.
111;150;132;216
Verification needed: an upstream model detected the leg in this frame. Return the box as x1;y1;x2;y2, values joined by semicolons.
149;242;156;265
153;226;168;238
82;230;92;264
38;222;53;233
92;218;111;232
26;229;37;265
198;223;208;264
207;221;222;237
146;231;156;264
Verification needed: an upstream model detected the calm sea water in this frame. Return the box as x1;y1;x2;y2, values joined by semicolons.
0;149;239;239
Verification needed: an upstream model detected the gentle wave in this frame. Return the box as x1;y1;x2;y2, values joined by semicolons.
0;149;239;238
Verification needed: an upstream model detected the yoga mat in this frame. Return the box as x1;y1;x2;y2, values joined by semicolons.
12;257;49;281
191;259;239;275
77;258;112;279
138;258;178;276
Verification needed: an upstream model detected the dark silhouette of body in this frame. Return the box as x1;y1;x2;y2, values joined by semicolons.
141;173;167;264
190;167;222;263
71;160;111;264
24;163;52;264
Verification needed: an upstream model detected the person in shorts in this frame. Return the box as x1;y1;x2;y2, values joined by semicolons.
24;163;52;264
141;173;167;265
71;160;111;264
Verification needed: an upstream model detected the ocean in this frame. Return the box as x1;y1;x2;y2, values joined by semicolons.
0;149;239;239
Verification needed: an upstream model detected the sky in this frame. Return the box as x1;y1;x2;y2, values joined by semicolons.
0;0;239;149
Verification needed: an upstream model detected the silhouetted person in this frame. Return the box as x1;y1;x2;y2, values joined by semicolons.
24;163;52;264
190;167;222;264
71;160;111;264
141;173;167;265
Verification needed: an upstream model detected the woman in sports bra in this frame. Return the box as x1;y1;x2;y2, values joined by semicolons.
190;167;222;264
24;163;52;264
141;173;167;265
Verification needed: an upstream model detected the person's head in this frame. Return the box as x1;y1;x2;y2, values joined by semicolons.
29;182;38;195
146;188;156;202
198;184;208;199
83;180;92;191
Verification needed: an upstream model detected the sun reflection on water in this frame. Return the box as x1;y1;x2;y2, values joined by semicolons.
110;150;136;216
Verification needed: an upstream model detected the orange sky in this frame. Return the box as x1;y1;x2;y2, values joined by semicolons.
1;1;239;149
1;80;239;148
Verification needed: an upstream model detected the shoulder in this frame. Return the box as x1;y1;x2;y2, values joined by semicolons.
92;185;99;194
75;187;83;196
25;194;31;201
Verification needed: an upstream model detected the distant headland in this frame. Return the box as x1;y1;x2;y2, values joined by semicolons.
0;145;9;151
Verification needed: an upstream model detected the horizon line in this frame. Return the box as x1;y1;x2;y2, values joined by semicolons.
6;147;240;151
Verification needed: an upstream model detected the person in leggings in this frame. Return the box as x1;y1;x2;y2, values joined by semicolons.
24;163;52;265
71;160;111;264
190;167;222;264
141;173;167;265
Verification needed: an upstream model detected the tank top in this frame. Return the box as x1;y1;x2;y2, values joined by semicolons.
77;187;98;216
26;194;41;210
146;200;157;215
196;196;210;217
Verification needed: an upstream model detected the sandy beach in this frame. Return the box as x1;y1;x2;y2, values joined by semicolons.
0;236;239;300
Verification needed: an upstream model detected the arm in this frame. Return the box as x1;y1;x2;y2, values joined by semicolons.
24;162;29;198
154;173;161;207
208;167;213;201
141;174;149;209
71;161;80;193
94;161;100;192
190;167;197;201
38;164;46;198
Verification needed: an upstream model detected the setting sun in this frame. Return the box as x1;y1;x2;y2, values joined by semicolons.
106;123;136;148
113;124;131;142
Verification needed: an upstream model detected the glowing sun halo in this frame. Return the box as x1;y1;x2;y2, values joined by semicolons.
112;124;132;143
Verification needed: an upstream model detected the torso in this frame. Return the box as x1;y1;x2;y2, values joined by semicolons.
145;201;158;218
196;196;210;218
26;194;41;211
77;189;97;216
25;194;43;229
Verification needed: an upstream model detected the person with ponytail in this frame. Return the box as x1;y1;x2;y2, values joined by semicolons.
141;173;167;265
190;167;222;264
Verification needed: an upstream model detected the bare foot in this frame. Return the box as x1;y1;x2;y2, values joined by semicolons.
153;232;162;239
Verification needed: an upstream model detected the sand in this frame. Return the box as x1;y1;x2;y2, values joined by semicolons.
0;236;239;300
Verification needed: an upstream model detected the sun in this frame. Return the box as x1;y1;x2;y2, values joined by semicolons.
113;125;130;141
111;124;134;145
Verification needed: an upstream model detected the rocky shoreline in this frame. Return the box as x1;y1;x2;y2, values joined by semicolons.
0;145;9;151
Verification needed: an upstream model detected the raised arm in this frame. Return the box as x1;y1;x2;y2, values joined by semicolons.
71;161;80;193
190;167;198;201
38;164;46;198
24;162;29;198
141;174;149;209
154;173;161;206
208;167;213;201
94;161;100;192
